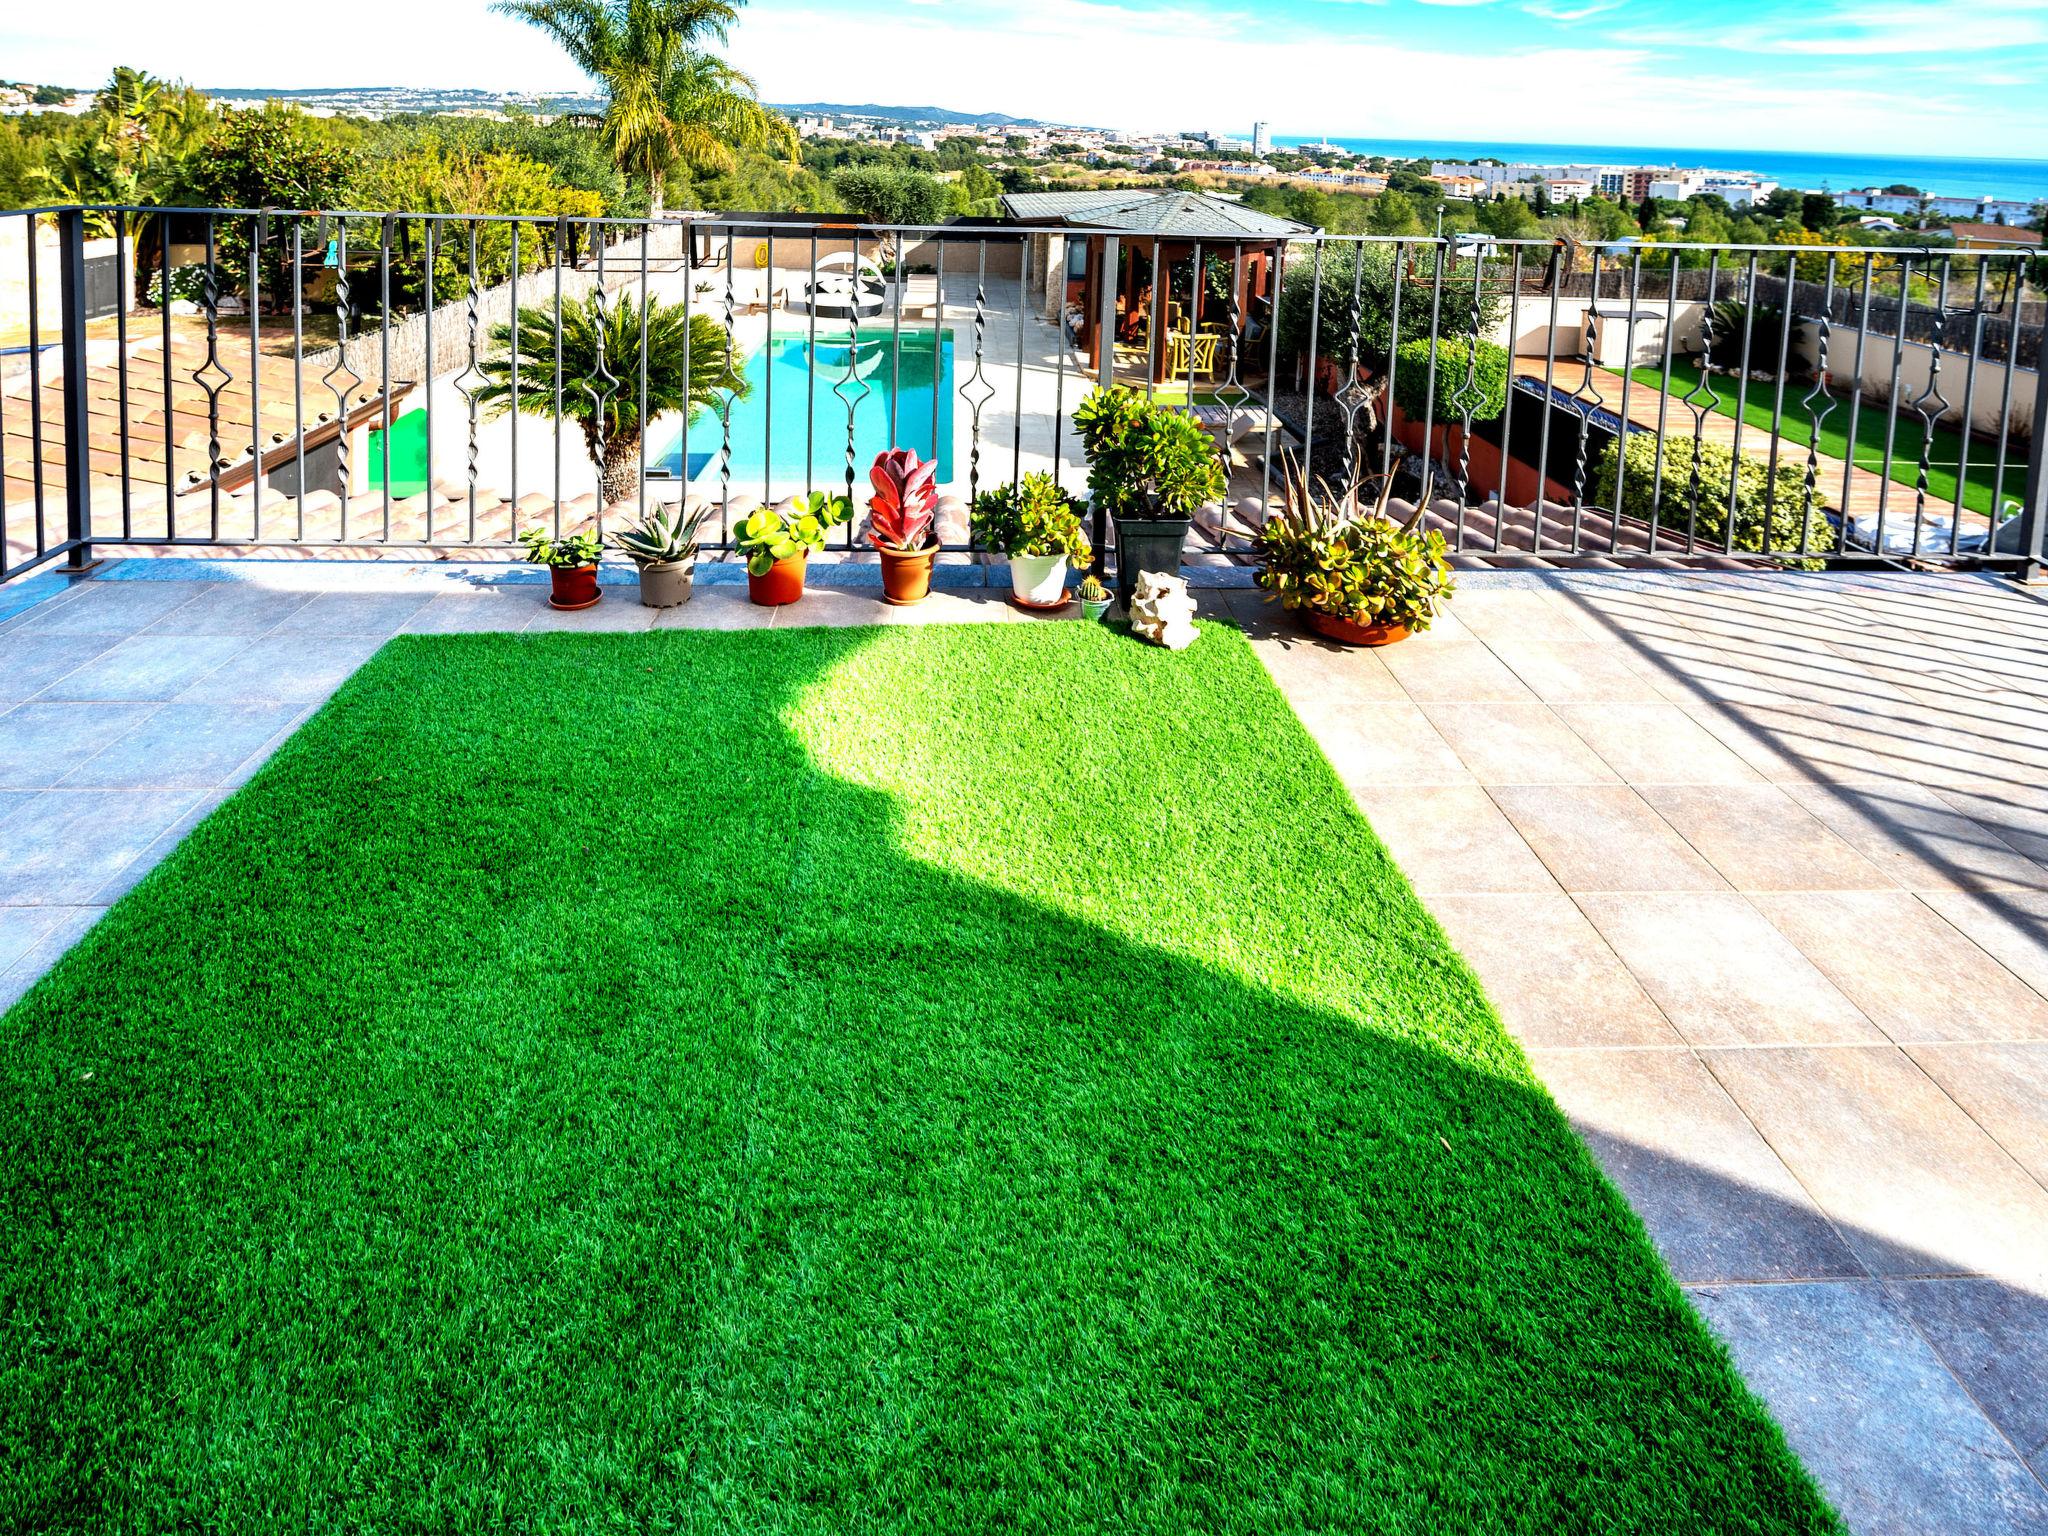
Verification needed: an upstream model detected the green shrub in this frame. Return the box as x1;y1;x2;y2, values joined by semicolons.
1390;337;1510;425
1253;459;1455;632
970;472;1092;564
1072;386;1225;520
1592;432;1835;558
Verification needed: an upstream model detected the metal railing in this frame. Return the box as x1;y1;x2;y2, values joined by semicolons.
3;204;2044;583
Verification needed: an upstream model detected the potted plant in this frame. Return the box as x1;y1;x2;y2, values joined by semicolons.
1252;459;1454;646
734;492;851;606
1074;386;1226;612
520;527;606;610
1077;572;1113;622
970;472;1092;608
867;447;939;605
613;502;709;608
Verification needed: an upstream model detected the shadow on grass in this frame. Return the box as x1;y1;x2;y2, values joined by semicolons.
0;618;1841;1532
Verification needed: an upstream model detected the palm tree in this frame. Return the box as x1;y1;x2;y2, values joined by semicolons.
492;0;790;215
475;290;748;505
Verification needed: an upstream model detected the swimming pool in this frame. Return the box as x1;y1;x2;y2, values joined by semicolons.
649;328;954;493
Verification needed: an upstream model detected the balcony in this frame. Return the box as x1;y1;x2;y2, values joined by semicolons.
3;204;2047;1534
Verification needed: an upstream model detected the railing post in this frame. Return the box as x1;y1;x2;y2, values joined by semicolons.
56;207;98;573
2015;357;2048;582
1090;234;1118;576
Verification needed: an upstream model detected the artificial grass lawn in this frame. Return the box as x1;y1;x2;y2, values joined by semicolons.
0;620;1838;1532
1627;355;2014;519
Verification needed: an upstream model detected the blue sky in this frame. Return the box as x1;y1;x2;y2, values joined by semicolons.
4;0;2043;156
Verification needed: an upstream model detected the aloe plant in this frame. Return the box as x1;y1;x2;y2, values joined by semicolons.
734;493;852;577
613;502;710;565
867;448;938;552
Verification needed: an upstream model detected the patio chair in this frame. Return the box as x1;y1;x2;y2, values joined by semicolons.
1167;331;1220;380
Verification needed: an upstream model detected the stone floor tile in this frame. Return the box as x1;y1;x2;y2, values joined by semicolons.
1578;892;1882;1047
650;589;778;631
5;580;210;636
0;634;121;704
0;702;160;788
0;790;204;905
521;597;658;633
57;702;306;792
1349;785;1558;895
1488;784;1728;893
1907;1043;2048;1189
172;635;384;704
1531;1045;1860;1282
1787;782;2048;893
397;591;536;634
1702;1045;2048;1281
769;589;900;629
1933;785;2048;871
1445;590;1615;645
1548;700;1764;786
1415;701;1620;786
1640;783;1893;892
1297;701;1472;788
34;635;254;704
270;591;437;636
1428;892;1680;1047
1379;635;1536;703
140;584;317;636
1920;892;2048;997
0;906;66;971
87;793;226;905
1486;637;1668;704
1246;629;1409;703
1753;893;2048;1045
0;905;108;1012
1884;1277;2048;1465
1691;1280;2048;1536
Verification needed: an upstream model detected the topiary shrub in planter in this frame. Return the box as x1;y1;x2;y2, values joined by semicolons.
1592;433;1835;561
1074;386;1226;610
1391;337;1511;426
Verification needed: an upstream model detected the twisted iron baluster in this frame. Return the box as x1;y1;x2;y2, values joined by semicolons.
320;218;362;542
959;242;997;508
463;220;484;540
1676;256;1722;553
191;215;231;542
1330;243;1370;489
1799;256;1837;559
719;232;735;537
1443;242;1487;526
1907;260;1953;554
1564;250;1606;547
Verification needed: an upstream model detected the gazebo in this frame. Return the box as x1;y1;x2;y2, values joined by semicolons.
1005;190;1314;385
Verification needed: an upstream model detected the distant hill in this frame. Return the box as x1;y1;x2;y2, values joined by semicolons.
770;102;1082;130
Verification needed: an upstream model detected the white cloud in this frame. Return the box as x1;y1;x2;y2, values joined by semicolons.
730;0;2032;155
1615;0;2048;56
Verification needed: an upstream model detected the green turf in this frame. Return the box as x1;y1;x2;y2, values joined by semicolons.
0;620;1839;1532
1628;355;2017;519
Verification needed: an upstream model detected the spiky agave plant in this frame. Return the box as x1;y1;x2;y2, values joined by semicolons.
1253;452;1453;632
867;448;938;552
613;501;710;565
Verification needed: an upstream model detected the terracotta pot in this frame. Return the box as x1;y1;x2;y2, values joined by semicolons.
747;551;808;606
1305;608;1410;647
548;563;601;611
1008;551;1070;606
878;542;937;605
635;558;694;608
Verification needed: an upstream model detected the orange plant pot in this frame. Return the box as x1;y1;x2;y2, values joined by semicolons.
1305;609;1410;647
548;563;601;610
747;552;808;606
878;544;936;605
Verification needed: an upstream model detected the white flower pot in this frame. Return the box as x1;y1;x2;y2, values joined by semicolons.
1008;551;1070;606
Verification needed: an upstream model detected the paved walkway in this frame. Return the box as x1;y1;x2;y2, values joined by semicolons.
2;558;2046;1533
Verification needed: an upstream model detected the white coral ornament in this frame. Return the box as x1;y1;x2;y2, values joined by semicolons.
1129;571;1199;651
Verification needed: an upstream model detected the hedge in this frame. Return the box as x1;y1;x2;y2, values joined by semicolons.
1391;337;1511;426
1592;431;1835;557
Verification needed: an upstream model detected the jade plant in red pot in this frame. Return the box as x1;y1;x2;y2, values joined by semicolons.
868;448;940;605
520;527;606;610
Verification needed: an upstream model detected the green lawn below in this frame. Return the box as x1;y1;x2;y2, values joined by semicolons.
0;621;1838;1532
1627;355;2019;520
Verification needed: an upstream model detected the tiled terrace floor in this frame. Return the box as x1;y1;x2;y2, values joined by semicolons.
2;558;2047;1533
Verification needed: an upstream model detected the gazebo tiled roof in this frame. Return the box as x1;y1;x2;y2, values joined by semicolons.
1001;190;1313;238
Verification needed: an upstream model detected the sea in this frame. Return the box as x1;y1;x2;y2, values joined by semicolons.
1272;137;2048;202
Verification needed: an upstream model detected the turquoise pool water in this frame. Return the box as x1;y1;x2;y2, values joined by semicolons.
651;328;954;491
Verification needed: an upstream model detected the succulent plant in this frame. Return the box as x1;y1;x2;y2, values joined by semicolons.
734;494;852;578
1253;456;1454;633
867;448;938;552
969;473;1092;567
519;527;604;569
1078;573;1109;603
612;502;709;565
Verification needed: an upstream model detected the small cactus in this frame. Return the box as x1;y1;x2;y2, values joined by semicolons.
1078;573;1109;603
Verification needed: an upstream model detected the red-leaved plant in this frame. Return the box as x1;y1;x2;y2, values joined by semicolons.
867;448;938;552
